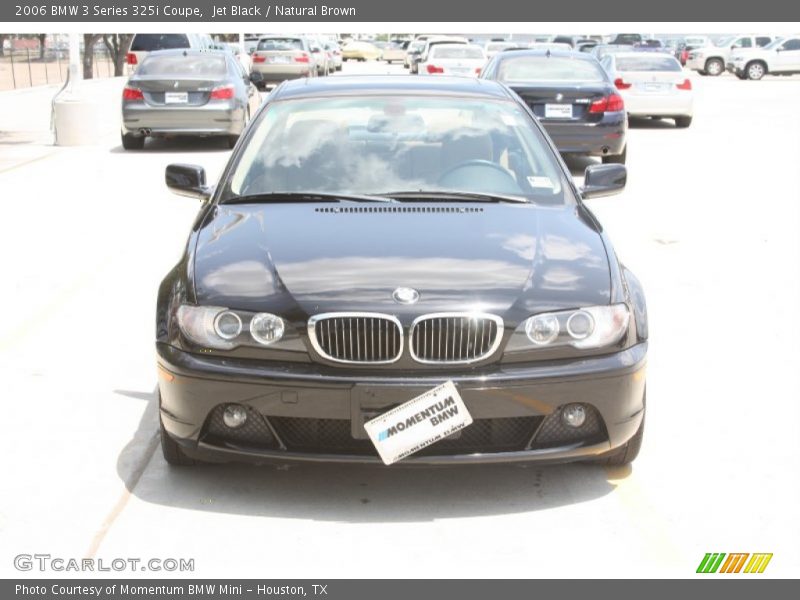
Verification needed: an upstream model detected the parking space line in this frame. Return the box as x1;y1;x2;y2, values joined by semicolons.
0;150;57;174
85;430;160;559
605;466;684;569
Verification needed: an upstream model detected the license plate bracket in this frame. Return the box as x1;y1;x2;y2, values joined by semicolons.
544;103;573;119
164;92;188;104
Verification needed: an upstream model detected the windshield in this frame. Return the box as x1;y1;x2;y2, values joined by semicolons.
131;34;190;52
137;54;227;76
615;55;681;71
432;45;485;59
497;56;606;82
258;37;304;51
715;36;736;47
224;95;570;205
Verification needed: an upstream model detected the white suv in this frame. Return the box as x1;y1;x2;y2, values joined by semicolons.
686;35;775;76
727;37;800;80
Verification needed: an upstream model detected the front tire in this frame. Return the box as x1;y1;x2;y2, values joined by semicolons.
705;58;724;76
602;144;627;164
674;116;693;128
121;132;144;150
746;61;766;80
595;413;645;466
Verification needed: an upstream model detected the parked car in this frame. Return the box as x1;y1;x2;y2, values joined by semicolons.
591;44;634;61
686;35;776;76
341;40;382;61
419;44;487;76
126;33;216;71
481;49;628;163
307;36;332;75
120;49;262;150
727;36;800;79
404;36;430;70
609;34;643;45
250;35;317;89
484;41;521;59
323;40;343;71
158;75;647;468
601;53;693;127
677;36;712;65
223;42;251;74
411;36;470;74
382;40;409;63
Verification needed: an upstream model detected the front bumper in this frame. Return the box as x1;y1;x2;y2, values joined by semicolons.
685;56;706;71
157;342;647;465
540;112;627;157
727;62;746;76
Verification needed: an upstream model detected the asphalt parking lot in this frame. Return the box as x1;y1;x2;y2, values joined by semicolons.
0;59;798;578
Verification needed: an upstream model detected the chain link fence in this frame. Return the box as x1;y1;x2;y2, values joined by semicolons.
0;35;122;91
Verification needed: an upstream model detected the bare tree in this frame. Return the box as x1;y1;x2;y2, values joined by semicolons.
38;33;47;60
102;34;134;76
0;34;6;57
82;33;101;79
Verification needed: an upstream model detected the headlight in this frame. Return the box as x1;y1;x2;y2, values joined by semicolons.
250;313;285;346
505;304;630;352
177;305;286;349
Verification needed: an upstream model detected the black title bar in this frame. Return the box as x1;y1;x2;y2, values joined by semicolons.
4;0;800;22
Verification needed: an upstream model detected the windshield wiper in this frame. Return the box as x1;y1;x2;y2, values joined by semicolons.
382;190;529;204
221;191;395;205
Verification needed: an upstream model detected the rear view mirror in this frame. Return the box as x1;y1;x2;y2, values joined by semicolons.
166;164;212;201
249;71;263;84
580;164;627;199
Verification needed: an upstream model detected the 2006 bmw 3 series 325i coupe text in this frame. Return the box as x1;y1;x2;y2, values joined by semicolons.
156;76;648;468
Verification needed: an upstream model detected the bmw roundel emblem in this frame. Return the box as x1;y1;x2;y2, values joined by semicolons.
392;287;420;304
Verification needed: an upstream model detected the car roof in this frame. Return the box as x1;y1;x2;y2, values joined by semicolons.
611;51;679;59
272;75;513;101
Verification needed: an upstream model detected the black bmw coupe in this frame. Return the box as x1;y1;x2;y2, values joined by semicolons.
156;76;647;467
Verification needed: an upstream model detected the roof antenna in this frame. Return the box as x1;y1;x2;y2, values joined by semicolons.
546;49;551;58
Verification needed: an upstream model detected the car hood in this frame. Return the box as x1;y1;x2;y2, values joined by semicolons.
192;203;611;321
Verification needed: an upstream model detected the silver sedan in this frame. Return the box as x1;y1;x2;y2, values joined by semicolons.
121;49;262;150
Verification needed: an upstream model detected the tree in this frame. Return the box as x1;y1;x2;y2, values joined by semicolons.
38;33;46;60
0;34;6;57
102;34;134;76
82;33;101;79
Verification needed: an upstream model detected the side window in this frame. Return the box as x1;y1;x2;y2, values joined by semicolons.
756;37;772;47
733;38;752;49
782;39;800;51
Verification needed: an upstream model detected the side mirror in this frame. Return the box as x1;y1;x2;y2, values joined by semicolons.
580;163;627;199
249;71;263;84
166;164;212;201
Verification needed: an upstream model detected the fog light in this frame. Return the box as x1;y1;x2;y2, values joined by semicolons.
561;404;586;428
223;404;248;429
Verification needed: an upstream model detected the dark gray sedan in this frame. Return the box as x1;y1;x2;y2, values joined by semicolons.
121;49;263;150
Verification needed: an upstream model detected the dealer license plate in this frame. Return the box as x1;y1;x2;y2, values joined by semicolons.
164;92;188;104
364;381;473;465
544;103;573;119
641;82;669;92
